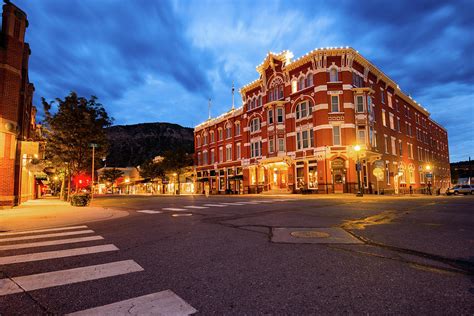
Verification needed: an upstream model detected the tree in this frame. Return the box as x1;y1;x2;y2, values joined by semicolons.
42;92;113;198
99;168;124;188
161;149;193;194
139;160;166;194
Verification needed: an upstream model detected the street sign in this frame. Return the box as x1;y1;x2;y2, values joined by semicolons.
373;168;384;181
373;159;384;169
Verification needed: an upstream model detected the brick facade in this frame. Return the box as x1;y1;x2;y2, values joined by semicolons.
0;1;37;207
194;48;450;195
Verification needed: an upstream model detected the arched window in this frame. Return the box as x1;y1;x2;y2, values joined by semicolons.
250;117;260;133
203;132;208;145
235;121;241;136
329;68;338;82
209;131;215;143
196;135;201;147
295;101;311;120
298;77;305;90
225;123;232;139
307;73;313;87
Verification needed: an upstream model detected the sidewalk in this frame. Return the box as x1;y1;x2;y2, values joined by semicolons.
0;198;128;232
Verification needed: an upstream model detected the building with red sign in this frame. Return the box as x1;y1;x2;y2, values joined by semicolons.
0;1;40;207
194;47;450;195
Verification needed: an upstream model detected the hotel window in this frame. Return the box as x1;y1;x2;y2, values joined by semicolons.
219;147;223;162
382;109;387;127
310;130;314;147
278;137;285;152
398;140;403;156
367;96;372;113
291;79;297;93
352;72;363;87
408;123;412;137
372;130;378;150
210;149;215;164
297;130;313;149
203;151;208;165
250;118;260;133
279;85;284;99
203;133;208;145
308;160;318;189
226;146;232;161
381;90;385;104
396;117;401;132
388;93;392;108
302;130;309;149
268;138;274;153
329;68;338;82
408;164;415;184
268;109;274;124
197;153;201;166
408;143;413;159
218;128;223;141
395;99;399;112
258;96;262;107
277;108;284;123
235;122;240;136
419;169;425;184
389;113;395;130
296;101;309;119
296;161;305;189
225;124;232;139
210;131;215;143
307;73;313;87
331;95;339;113
298;77;305;90
333;126;341;146
391;137;396;156
236;143;241;159
250;141;261;158
196;136;201;147
357;126;366;145
356;95;364;113
384;135;389;153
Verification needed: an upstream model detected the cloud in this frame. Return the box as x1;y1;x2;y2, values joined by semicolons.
14;0;474;162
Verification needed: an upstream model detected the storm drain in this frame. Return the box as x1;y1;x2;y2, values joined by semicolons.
271;227;363;244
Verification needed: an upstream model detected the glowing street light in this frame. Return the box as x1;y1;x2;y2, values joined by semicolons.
354;145;363;197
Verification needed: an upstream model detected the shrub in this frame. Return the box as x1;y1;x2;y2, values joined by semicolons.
70;193;91;207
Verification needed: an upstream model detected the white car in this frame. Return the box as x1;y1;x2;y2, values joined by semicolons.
446;185;473;195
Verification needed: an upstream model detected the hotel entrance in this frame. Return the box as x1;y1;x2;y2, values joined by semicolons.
331;158;346;193
263;161;289;192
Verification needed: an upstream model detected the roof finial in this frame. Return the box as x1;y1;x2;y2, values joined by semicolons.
231;81;235;110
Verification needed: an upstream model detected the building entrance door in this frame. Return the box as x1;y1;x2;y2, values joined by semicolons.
332;158;346;193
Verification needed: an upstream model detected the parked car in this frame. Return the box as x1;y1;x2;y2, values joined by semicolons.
446;185;473;195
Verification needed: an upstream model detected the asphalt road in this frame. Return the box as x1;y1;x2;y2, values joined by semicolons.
1;194;473;314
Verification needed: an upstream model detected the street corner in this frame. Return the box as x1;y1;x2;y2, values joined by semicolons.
271;227;363;244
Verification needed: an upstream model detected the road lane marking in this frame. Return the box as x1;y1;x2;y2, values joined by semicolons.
137;210;163;214
203;204;227;207
0;236;104;251
0;226;89;237
239;201;260;204
67;289;197;315
0;260;144;296
0;230;95;243
219;203;245;206
162;208;187;211
0;244;118;265
184;206;209;209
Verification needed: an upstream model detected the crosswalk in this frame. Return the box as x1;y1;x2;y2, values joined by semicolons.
136;199;292;216
0;225;196;315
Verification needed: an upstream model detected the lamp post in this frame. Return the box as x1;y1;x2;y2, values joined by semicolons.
425;164;433;195
354;145;363;197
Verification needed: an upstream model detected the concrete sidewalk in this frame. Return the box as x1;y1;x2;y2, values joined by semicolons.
0;198;128;232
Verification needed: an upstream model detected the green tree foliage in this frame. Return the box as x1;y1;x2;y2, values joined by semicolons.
161;149;193;194
42;92;113;192
139;160;166;181
99;168;124;186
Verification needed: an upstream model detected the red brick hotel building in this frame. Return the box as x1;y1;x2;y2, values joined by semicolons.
194;47;450;195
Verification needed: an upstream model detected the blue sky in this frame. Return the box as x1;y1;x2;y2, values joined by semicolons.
15;0;474;162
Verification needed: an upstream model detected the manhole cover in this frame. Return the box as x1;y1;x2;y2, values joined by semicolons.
290;231;330;238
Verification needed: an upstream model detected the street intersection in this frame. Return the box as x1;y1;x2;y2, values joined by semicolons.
1;194;473;314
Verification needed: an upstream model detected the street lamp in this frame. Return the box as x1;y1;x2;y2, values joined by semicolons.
354;145;363;197
425;164;433;195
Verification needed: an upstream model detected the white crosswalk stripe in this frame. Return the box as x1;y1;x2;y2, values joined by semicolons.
0;260;144;296
0;225;88;236
162;208;187;211
239;201;260;204
219;202;245;206
203;204;227;207
0;235;104;251
137;210;163;214
67;290;197;315
184;206;209;209
0;230;95;243
0;244;118;265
